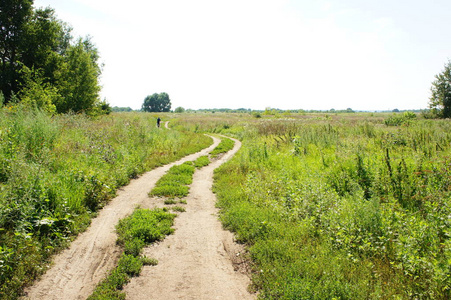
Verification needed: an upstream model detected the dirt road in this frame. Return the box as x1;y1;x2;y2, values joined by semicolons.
25;135;253;300
125;136;253;300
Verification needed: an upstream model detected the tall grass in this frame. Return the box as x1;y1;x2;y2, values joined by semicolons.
214;115;451;299
0;107;212;299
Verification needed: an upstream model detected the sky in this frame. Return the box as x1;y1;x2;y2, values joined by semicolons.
33;0;451;111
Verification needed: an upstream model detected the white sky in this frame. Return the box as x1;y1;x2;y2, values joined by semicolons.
33;0;451;111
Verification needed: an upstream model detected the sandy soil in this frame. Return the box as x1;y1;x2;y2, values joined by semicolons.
125;136;254;300
24;134;254;300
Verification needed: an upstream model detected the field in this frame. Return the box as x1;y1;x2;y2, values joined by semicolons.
174;111;451;299
1;108;451;299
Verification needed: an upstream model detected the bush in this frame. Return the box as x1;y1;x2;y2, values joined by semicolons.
384;111;416;126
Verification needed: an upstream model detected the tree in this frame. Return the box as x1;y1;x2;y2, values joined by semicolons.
142;93;171;112
429;60;451;118
0;0;33;101
174;106;185;113
21;7;72;83
54;38;101;113
1;2;103;114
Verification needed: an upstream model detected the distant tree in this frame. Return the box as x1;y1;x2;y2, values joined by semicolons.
112;106;133;112
142;93;171;112
174;106;185;113
392;108;400;113
429;60;451;118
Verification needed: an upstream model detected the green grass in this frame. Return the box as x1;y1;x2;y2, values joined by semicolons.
193;155;210;168
0;107;212;299
149;162;195;198
171;206;186;212
88;208;174;300
210;137;235;157
213;115;451;299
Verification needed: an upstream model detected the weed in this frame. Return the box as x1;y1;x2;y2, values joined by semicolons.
171;206;186;212
141;256;158;266
164;199;178;205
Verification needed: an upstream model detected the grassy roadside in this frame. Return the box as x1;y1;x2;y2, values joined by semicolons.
213;115;451;299
0;108;212;299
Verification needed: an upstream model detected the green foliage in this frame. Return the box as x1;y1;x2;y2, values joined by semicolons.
384;111;417;126
0;109;212;299
0;0;33;100
171;206;186;212
111;106;133;112
141;256;158;266
149;162;195;198
0;3;104;114
210;137;234;157
142;93;171;112
174;106;185;113
18;66;58;113
87;269;127;300
213;115;451;299
116;209;175;247
55;38;101;114
89;208;174;299
193;155;210;168
429;60;451;118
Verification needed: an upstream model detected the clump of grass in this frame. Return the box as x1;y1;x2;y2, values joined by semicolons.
171;206;186;212
88;208;174;299
193;155;210;168
116;208;175;252
210;137;235;157
141;256;158;266
164;199;178;205
149;162;195;198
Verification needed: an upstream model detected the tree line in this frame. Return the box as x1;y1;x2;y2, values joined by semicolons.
0;0;108;114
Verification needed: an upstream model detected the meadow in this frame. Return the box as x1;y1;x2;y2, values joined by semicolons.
0;107;211;299
2;108;451;299
175;112;451;299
